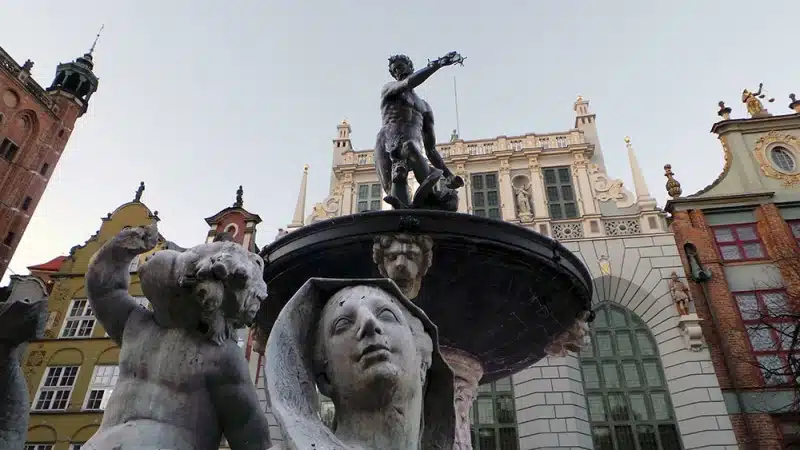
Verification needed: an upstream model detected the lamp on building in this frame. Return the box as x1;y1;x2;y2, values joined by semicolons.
683;243;712;282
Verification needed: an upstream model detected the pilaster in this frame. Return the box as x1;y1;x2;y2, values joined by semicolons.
340;171;355;215
528;156;548;219
498;158;515;220
572;152;597;216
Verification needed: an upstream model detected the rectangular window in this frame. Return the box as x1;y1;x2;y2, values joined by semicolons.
3;231;15;246
789;220;800;246
32;366;79;411
60;299;95;338
471;173;501;219
734;290;797;385
40;162;49;176
21;196;32;211
1;138;20;161
711;224;766;261
542;166;579;220
84;365;120;410
25;445;54;450
70;444;84;450
356;183;382;212
470;377;518;450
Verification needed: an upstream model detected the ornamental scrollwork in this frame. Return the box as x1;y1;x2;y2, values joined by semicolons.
752;131;800;186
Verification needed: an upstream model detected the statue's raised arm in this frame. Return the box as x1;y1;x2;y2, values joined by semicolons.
86;224;158;343
381;51;465;99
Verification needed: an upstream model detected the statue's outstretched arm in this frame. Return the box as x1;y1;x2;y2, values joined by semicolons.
211;349;271;449
86;225;158;343
383;63;443;97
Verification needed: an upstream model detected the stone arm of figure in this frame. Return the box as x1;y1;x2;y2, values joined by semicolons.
210;348;271;450
85;225;158;344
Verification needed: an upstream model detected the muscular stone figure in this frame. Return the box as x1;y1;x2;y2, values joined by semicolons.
83;224;271;450
375;52;466;211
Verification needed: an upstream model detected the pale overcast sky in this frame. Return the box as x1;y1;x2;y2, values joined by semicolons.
2;1;798;283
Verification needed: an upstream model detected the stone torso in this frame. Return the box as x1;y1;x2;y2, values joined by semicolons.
380;87;428;142
87;309;227;450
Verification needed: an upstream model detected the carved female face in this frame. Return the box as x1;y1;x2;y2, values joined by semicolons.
315;285;423;404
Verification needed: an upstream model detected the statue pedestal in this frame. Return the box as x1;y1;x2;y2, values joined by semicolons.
441;346;484;450
677;313;704;352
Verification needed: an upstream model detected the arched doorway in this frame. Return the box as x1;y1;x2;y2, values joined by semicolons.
579;303;683;450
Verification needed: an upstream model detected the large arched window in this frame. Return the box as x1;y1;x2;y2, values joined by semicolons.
579;304;683;450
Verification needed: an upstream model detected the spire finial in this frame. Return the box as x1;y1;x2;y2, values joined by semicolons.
625;137;655;207
89;24;105;55
717;101;732;120
234;185;244;208
664;164;682;198
289;166;309;229
303;164;309;172
134;181;145;202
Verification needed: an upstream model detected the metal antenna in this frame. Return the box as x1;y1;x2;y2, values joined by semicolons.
89;24;105;55
453;76;461;137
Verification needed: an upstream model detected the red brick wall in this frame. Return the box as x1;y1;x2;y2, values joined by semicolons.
0;66;83;278
671;204;800;448
214;211;248;246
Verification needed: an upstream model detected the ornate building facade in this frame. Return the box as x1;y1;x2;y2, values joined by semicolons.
0;44;100;280
259;97;739;449
665;93;800;450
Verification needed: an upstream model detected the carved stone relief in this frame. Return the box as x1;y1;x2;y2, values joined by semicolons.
588;164;635;208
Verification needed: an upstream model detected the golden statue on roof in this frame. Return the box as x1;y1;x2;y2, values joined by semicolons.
742;83;774;118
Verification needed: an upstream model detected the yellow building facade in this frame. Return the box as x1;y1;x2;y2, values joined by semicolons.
21;199;161;450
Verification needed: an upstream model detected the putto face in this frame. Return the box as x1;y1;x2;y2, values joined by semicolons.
318;286;418;396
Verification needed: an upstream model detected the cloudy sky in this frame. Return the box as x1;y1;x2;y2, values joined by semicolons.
2;0;798;282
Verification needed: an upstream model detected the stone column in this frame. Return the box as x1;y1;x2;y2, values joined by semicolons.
455;162;469;213
498;159;515;220
440;346;484;450
339;172;355;215
528;156;548;219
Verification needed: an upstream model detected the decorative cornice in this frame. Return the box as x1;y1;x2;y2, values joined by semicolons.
711;112;800;135
665;191;775;213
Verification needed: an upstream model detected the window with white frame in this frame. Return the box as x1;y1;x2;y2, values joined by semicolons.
33;366;79;411
61;299;95;338
24;444;54;450
84;365;120;410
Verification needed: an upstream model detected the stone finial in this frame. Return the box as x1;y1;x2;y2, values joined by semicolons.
790;93;800;114
717;101;732;120
450;129;459;142
134;182;145;202
664;164;682;198
234;185;243;208
21;59;34;72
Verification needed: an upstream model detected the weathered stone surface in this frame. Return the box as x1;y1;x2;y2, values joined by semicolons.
0;292;48;450
264;278;455;450
82;225;271;450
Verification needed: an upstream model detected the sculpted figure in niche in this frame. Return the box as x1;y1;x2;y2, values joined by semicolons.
373;234;434;300
83;224;271;450
513;183;532;217
669;272;692;316
264;278;455;449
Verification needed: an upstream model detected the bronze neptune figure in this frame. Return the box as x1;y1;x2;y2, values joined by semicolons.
375;52;466;211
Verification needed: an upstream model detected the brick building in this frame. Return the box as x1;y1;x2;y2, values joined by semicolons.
665;93;800;449
0;43;100;279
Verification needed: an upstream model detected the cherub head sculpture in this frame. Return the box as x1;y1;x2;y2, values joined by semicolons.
138;238;266;345
265;278;455;450
372;234;434;300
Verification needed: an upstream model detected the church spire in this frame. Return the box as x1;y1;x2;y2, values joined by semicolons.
289;165;309;229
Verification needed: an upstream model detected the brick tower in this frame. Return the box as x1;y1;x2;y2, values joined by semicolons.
0;39;100;279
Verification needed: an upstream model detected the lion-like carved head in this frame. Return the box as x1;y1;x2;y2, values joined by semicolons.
138;241;267;345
